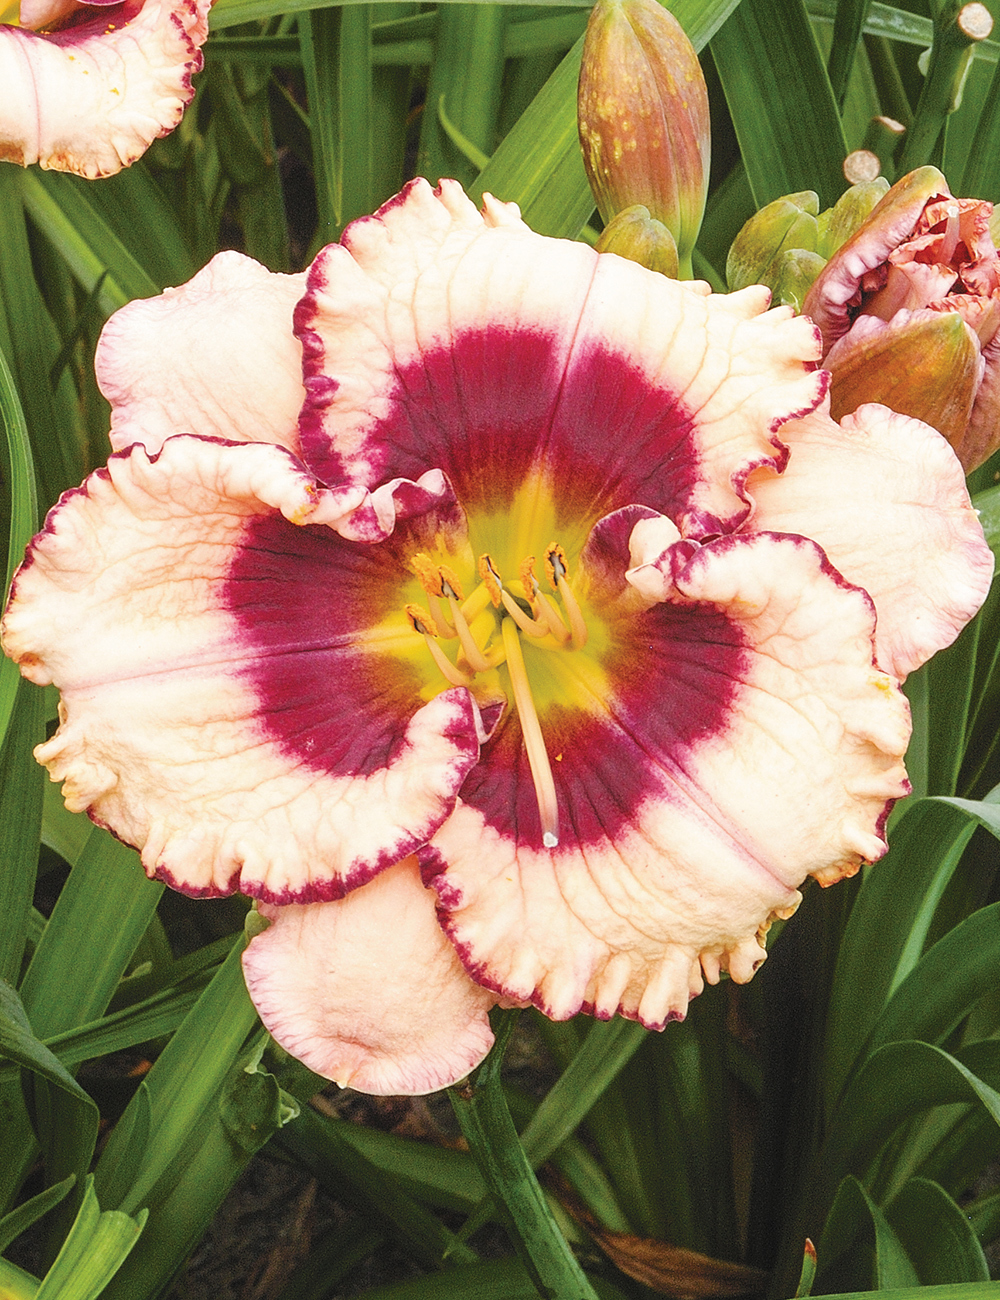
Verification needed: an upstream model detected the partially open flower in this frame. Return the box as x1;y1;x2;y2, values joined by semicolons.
2;180;992;1094
0;0;211;177
803;165;1000;471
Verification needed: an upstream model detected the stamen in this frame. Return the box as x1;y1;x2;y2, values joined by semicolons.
448;597;493;673
501;589;550;638
544;543;588;648
410;553;455;636
438;565;464;602
535;592;572;644
477;554;503;607
501;618;559;849
406;605;473;686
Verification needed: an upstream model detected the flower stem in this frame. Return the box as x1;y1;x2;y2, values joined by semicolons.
449;1008;600;1300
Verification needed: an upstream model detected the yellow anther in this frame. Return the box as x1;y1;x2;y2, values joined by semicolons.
405;603;435;637
519;556;539;600
543;542;587;649
543;542;568;590
412;552;445;598
439;564;464;602
477;554;503;607
406;604;472;687
409;553;457;636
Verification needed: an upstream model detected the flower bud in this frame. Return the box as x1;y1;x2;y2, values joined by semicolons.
726;192;819;293
769;248;828;312
596;204;679;277
578;0;710;278
816;177;891;259
825;310;981;449
803;165;1000;471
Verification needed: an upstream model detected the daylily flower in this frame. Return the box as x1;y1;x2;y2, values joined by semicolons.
2;180;992;1095
0;0;211;177
803;165;1000;471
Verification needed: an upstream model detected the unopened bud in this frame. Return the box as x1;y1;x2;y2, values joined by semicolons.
769;248;827;311
578;0;710;278
816;177;891;259
726;191;818;292
596;205;679;277
826;310;980;448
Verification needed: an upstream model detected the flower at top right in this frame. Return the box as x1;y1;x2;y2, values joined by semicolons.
803;165;1000;473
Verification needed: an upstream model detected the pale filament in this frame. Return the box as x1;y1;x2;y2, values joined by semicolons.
534;591;572;643
500;589;550;639
427;595;456;639
448;596;493;672
501;617;560;848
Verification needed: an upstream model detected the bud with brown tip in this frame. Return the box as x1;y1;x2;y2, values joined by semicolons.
578;0;710;278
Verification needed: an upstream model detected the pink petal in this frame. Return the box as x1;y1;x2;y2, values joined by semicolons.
97;252;307;455
243;858;497;1096
295;177;825;539
803;166;949;352
0;0;211;178
424;531;910;1029
1;437;486;902
746;404;994;678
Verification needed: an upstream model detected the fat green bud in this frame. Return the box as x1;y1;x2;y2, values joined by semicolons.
596;205;679;277
768;248;828;311
726;192;819;292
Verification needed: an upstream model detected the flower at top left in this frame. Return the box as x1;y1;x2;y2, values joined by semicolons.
0;0;211;177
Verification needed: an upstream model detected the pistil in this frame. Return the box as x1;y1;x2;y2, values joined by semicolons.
501;617;560;848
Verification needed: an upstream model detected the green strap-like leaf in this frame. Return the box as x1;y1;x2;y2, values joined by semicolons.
817;1040;1000;1215
885;1178;990;1283
823;796;983;1117
19;829;163;1039
450;1009;601;1300
0;1175;75;1256
817;1175;918;1292
0;981;99;1200
0;340;37;748
32;1177;146;1300
711;0;848;209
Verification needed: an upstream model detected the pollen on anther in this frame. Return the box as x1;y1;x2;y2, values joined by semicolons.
405;604;435;637
478;554;503;607
439;564;464;602
544;542;568;589
412;552;446;598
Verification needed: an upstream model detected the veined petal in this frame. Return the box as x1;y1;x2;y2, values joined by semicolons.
0;0;211;178
295;177;825;539
1;437;486;902
242;858;497;1096
746;404;994;679
424;531;910;1029
97;253;308;455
